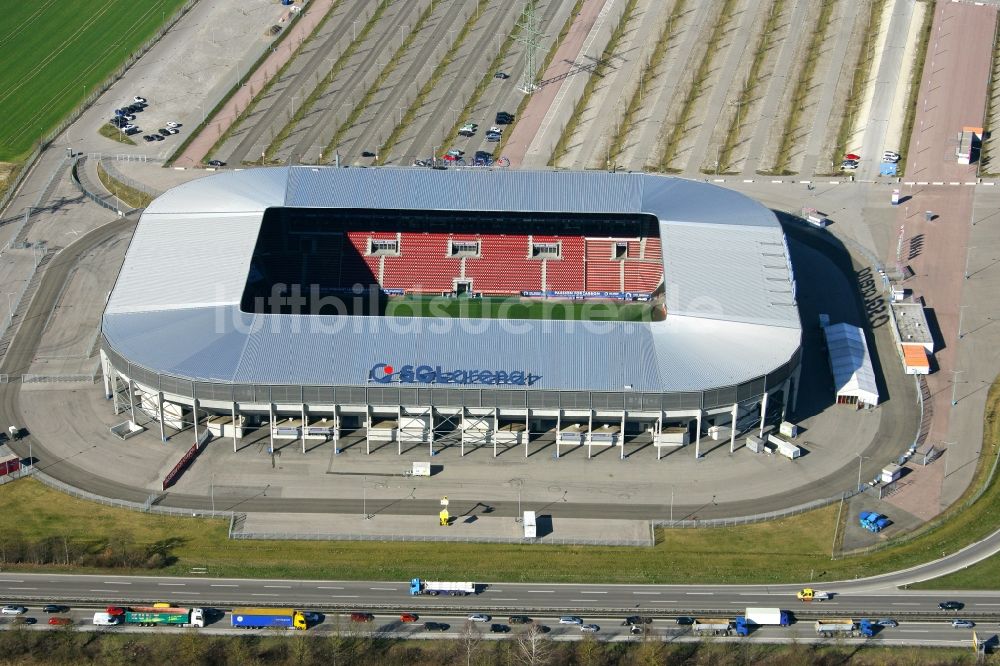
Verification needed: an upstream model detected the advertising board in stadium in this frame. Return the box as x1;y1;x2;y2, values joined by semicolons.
520;290;650;301
369;363;541;386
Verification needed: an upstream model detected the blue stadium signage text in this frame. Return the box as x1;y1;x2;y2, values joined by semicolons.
369;364;541;386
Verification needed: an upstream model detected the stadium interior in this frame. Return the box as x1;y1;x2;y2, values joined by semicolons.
241;207;665;319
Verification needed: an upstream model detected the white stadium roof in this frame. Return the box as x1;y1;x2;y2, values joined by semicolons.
103;168;801;393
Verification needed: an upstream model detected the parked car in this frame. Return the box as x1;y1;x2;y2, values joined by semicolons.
559;616;583;625
361;150;376;157
468;613;490;623
142;135;156;142
474;150;493;163
423;621;449;631
495;112;514;124
126;104;142;113
939;601;964;611
629;625;643;634
166;128;179;135
952;619;975;629
133;96;147;104
42;605;68;614
442;153;460;162
153;134;164;141
48;617;73;626
125;128;141;136
158;128;171;136
490;623;510;633
876;618;898;628
882;150;900;163
400;613;419;623
1;606;27;615
580;624;599;633
446;149;464;157
485;133;501;143
166;121;179;128
841;160;859;170
494;71;509;79
207;159;226;167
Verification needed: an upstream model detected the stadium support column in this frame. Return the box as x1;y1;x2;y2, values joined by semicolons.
524;411;530;458
101;351;112;398
232;402;239;453
461;409;466;457
267;402;274;454
555;410;562;459
620;411;626;460
397;406;402;456
366;405;372;455
758;391;769;438
301;404;307;454
694;412;702;458
127;378;137;426
192;396;200;448
791;363;802;414
587;411;593;459
656;414;663;460
493;408;499;458
157;391;166;442
729;403;738;453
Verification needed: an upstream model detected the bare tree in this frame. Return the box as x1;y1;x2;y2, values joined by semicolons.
460;620;483;666
515;624;552;666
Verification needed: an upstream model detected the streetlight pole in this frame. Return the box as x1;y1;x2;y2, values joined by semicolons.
5;293;13;320
964;246;975;279
951;370;963;406
856;454;868;492
958;305;968;339
670;488;674;525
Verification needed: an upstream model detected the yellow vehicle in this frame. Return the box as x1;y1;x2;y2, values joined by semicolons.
152;603;171;608
796;588;830;602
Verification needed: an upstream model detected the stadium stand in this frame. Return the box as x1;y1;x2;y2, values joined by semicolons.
383;232;459;293
465;234;543;294
538;235;584;292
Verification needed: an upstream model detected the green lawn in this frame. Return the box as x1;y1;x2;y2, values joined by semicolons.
384;295;664;322
0;0;186;161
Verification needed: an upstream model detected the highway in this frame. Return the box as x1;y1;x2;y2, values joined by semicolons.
0;572;996;646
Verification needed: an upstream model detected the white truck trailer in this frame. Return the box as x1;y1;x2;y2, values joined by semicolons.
692;618;733;635
744;608;790;626
409;578;476;596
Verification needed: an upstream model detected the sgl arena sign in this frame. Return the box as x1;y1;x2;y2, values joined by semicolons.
369;363;541;386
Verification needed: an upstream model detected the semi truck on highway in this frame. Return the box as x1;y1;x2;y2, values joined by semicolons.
231;608;307;630
692;618;733;635
93;606;204;627
814;618;875;637
409;578;476;596
743;608;790;626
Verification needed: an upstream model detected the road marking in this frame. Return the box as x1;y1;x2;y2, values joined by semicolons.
158;583;185;586
579;591;607;594
210;584;238;587
487;589;504;592
90;590;114;593
0;580;24;583
975;603;1000;606
328;595;359;598
103;582;131;585
251;593;279;597
317;586;344;590
492;598;518;601
570;599;592;602
685;592;713;595
527;590;554;593
170;591;198;594
369;587;395;591
633;592;660;595
264;585;291;588
8;587;36;590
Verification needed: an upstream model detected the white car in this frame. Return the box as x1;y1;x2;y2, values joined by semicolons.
882;151;900;163
580;624;600;632
467;613;490;623
133;96;147;104
559;616;583;625
166;121;179;129
489;126;503;134
1;606;26;615
121;124;136;132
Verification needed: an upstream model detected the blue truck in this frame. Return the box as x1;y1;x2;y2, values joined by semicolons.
815;618;875;637
230;608;307;630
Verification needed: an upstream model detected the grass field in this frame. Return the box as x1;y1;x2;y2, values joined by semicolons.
0;0;186;162
383;295;664;322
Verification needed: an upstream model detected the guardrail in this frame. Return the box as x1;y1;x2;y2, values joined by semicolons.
230;532;653;547
22;372;99;384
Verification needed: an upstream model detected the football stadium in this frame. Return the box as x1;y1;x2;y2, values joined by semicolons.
100;167;802;459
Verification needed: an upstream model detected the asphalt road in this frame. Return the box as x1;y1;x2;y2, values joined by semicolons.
0;601;988;647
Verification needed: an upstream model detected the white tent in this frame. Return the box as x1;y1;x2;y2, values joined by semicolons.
822;323;879;408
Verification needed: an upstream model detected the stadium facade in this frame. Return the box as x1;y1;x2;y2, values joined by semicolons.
100;167;802;459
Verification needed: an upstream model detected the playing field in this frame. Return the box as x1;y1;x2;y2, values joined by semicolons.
0;0;187;161
384;295;665;322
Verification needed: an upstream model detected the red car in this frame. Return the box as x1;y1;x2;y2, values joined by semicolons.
106;607;125;616
350;612;374;623
441;153;459;162
844;153;861;161
400;613;419;623
48;617;73;626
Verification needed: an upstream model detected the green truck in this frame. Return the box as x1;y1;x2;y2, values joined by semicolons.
122;606;204;627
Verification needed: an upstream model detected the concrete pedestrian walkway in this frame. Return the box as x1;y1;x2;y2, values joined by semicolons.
174;0;336;168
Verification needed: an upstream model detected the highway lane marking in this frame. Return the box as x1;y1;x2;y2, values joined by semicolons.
685;592;713;595
158;583;185;586
90;590;114;593
8;587;36;590
975;603;1000;606
103;582;131;585
899;629;930;633
486;589;504;592
579;591;607;594
632;592;660;595
492;598;518;601
210;584;238;587
0;580;24;583
169;591;198;594
328;595;359;598
317;586;344;590
527;590;554;593
370;587;396;591
264;585;292;588
251;593;280;597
